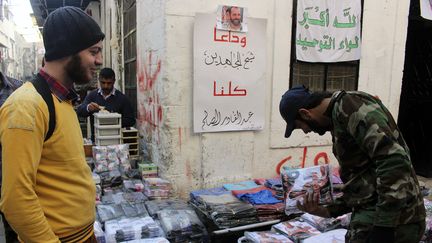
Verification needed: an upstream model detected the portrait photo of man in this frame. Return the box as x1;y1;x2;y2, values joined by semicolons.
216;5;248;32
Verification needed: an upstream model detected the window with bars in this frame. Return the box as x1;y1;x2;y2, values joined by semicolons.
290;1;361;92
123;0;137;116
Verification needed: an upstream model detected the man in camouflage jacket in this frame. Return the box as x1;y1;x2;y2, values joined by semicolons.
279;85;425;243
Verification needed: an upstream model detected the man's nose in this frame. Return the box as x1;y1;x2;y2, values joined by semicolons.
95;52;103;65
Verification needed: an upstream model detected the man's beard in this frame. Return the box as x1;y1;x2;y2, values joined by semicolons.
305;119;330;136
231;19;241;26
65;54;91;85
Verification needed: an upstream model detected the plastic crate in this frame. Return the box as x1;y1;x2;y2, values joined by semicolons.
95;124;121;136
95;135;122;146
93;112;121;126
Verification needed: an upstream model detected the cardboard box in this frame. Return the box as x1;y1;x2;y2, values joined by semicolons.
84;144;93;157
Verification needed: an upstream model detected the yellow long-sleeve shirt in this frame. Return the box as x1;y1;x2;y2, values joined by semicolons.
0;82;95;242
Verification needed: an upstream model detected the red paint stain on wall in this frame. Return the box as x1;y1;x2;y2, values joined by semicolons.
314;152;329;165
300;147;307;169
276;156;292;175
276;147;331;174
136;51;163;142
137;51;161;92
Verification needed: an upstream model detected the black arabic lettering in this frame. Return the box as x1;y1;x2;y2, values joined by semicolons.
203;50;255;70
201;109;255;129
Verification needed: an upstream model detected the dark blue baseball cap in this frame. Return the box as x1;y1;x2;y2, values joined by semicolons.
279;85;311;138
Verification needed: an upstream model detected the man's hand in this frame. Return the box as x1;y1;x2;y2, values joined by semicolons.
367;226;395;243
296;191;330;218
87;102;100;112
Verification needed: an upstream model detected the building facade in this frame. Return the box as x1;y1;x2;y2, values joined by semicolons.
99;0;411;198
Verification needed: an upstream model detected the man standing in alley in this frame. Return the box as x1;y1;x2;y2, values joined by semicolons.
76;67;135;142
279;85;425;243
0;6;104;242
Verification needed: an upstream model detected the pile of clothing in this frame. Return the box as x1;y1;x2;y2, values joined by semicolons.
145;199;190;218
189;187;232;213
263;178;284;200
158;209;208;242
231;185;284;222
190;179;290;229
210;201;259;228
104;216;164;243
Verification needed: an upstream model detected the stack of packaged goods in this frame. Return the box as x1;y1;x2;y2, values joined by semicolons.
231;186;284;222
191;181;290;229
138;162;158;179
237;211;352;242
189;187;232;213
104;216;165;243
158;209;208;243
143;177;171;200
191;187;259;228
145;199;190;218
252;202;286;222
92;144;131;174
123;179;145;193
281;165;333;217
97;192;148;223
240;231;293;243
210;201;259;228
193;192;239;215
144;199;208;242
90;142;204;242
272;220;321;242
300;213;341;232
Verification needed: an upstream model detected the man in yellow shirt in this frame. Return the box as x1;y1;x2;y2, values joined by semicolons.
0;6;104;242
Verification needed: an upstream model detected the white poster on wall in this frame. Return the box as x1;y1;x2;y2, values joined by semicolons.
296;0;361;62
193;13;267;133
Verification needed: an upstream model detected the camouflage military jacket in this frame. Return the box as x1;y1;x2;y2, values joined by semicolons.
326;91;425;227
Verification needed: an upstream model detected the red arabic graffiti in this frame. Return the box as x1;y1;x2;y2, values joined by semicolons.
275;147;330;174
137;51;163;142
137;51;161;92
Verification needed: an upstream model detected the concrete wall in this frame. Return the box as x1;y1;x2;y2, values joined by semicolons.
132;0;410;198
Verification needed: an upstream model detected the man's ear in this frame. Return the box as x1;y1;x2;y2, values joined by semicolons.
298;108;311;120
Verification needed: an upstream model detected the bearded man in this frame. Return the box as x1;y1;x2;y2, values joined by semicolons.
279;85;425;243
0;6;104;242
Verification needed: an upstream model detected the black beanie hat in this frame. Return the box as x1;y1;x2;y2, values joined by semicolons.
43;6;105;61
